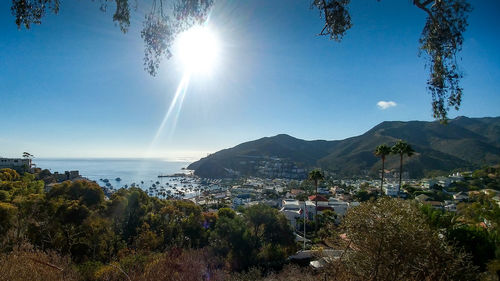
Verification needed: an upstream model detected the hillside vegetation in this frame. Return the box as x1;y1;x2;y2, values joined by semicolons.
188;116;500;178
2;167;500;280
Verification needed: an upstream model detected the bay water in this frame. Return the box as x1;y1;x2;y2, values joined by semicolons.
33;158;193;191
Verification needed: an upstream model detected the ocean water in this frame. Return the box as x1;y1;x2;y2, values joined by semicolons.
33;158;192;190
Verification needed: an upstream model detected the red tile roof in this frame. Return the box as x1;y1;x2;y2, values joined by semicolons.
308;195;328;201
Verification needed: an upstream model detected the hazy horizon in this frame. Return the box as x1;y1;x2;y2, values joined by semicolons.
3;114;500;159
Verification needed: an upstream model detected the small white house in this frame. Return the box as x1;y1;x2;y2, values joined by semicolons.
280;200;302;228
383;183;399;197
328;197;349;216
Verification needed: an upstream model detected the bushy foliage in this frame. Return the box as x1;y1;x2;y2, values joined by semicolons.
210;205;296;272
0;172;298;279
419;171;500;279
4;170;500;280
327;198;476;281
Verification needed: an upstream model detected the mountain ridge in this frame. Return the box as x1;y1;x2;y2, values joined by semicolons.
188;116;500;178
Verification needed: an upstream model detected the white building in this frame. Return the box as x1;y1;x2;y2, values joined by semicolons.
233;197;251;207
280;199;302;228
449;172;464;182
0;158;31;169
280;196;357;228
328;197;349;216
383;183;399;197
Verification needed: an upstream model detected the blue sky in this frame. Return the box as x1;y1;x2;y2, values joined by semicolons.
1;0;500;160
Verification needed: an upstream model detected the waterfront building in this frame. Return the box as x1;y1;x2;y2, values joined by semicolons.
0;157;31;170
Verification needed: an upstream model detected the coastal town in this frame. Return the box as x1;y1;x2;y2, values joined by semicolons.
2;142;500;280
3;156;496;257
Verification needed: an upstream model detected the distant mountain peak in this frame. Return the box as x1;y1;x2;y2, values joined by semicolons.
272;133;295;139
188;116;500;179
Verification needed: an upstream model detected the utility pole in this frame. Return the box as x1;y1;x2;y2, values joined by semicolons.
303;202;306;250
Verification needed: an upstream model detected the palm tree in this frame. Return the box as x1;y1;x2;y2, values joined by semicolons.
374;144;391;195
391;140;415;197
308;169;324;233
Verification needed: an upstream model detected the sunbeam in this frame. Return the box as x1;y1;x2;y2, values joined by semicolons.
145;23;220;158
148;72;191;152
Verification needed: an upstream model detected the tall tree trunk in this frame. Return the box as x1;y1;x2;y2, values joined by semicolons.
315;180;318;234
380;157;385;195
398;154;403;197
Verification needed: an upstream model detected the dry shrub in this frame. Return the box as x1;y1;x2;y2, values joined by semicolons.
263;265;317;281
227;267;262;281
0;243;78;281
96;248;227;281
323;198;477;281
227;265;318;281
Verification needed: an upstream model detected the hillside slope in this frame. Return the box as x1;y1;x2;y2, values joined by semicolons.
187;117;500;178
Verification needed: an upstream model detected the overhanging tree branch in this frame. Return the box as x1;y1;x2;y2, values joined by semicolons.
9;0;472;121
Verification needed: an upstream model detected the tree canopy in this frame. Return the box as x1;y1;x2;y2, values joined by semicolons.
10;0;472;121
2;167;500;279
0;169;297;278
327;198;476;281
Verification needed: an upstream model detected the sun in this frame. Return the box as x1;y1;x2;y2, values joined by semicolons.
176;26;219;74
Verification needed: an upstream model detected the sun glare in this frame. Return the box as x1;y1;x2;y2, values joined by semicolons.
176;26;219;74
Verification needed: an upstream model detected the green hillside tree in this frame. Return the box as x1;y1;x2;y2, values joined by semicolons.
210;205;295;271
391;140;415;197
374;144;391;195
308;169;324;233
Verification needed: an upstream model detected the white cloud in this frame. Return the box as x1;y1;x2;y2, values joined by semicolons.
377;101;397;110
